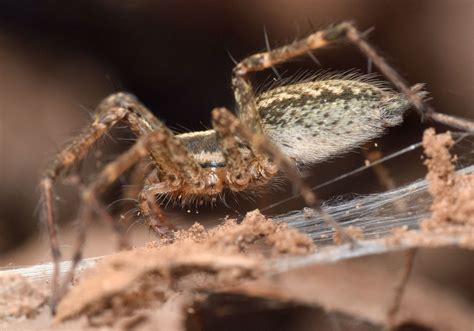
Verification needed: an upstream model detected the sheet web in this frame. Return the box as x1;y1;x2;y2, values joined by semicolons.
276;133;472;241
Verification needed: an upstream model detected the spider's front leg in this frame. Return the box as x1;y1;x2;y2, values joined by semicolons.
53;131;168;308
40;93;133;312
232;26;331;135
229;29;359;238
211;107;350;240
57;117;210;309
211;107;276;190
40;92;168;263
41;92;207;312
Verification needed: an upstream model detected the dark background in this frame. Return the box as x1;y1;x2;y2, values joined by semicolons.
0;0;472;258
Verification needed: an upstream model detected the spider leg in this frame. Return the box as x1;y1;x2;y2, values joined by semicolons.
83;122;207;237
232;21;474;132
40;96;129;313
211;107;265;189
138;182;176;236
338;23;474;131
63;174;131;249
124;159;154;201
53;131;167;309
125;164;175;232
57;125;209;308
41;92;204;312
232;25;333;136
211;107;352;242
363;147;416;328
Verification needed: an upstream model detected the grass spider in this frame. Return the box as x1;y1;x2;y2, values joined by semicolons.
39;21;474;312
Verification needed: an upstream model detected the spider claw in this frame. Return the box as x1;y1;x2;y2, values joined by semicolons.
150;224;175;240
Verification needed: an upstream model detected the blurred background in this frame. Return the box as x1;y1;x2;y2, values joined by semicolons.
0;0;472;264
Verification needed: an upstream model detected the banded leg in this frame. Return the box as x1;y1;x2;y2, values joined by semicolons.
363;148;416;328
211;108;255;189
40;96;130;313
232;21;474;133
124;160;154;200
211;107;351;242
232;26;332;135
53;131;168;310
82;121;206;236
63;174;131;249
57;125;209;309
41;92;205;312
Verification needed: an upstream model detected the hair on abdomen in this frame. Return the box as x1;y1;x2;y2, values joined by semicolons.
256;77;413;164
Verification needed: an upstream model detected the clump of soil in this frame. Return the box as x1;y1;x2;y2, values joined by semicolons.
167;209;315;256
387;129;474;247
54;210;314;326
421;128;474;229
0;273;47;320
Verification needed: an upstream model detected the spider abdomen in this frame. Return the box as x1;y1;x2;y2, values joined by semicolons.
256;79;412;164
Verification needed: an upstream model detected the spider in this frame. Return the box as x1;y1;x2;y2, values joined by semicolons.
39;21;474;312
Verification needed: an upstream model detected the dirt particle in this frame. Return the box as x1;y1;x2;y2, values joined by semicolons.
386;225;409;246
303;207;315;219
333;226;364;244
267;223;315;255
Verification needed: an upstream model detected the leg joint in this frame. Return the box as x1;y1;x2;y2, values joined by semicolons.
97;92;139;113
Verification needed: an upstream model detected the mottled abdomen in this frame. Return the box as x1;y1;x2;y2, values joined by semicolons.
256;79;411;164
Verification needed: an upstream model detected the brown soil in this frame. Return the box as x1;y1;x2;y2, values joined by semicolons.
54;210;314;326
386;129;474;249
421;128;474;229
